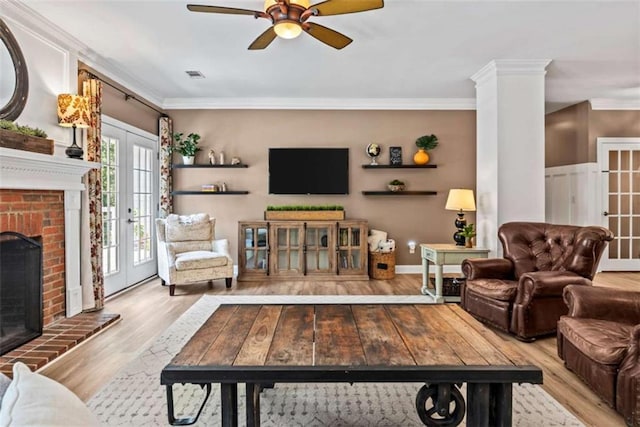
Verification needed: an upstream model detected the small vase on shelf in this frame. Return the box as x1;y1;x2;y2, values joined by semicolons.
413;148;429;165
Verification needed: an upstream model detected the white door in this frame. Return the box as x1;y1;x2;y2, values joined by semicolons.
102;117;159;296
599;137;640;271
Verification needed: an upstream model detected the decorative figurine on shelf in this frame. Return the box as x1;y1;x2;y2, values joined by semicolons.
219;151;225;165
221;182;227;192
208;149;216;165
231;156;241;165
366;143;381;165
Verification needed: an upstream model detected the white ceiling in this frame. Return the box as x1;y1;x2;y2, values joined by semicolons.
17;0;640;112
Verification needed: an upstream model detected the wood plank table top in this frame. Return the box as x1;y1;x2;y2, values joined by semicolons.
161;304;542;427
162;303;541;383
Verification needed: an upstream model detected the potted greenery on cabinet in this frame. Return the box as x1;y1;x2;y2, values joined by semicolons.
264;205;345;221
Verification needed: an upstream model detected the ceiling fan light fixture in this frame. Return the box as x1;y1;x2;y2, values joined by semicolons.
274;21;303;39
264;0;310;10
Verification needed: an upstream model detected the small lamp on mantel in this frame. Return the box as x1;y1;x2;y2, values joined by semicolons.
57;94;90;159
445;189;476;246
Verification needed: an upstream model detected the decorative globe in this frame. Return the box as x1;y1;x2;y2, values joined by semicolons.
366;143;381;165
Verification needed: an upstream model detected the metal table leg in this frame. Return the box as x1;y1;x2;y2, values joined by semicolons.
246;383;261;427
221;383;238;427
467;383;512;427
166;383;212;426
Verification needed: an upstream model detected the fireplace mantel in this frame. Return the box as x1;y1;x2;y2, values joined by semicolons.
0;147;98;190
0;147;99;317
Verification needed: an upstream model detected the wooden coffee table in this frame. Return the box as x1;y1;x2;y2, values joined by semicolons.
161;304;542;427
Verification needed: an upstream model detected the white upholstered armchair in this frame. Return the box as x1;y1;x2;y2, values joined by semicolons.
156;213;233;296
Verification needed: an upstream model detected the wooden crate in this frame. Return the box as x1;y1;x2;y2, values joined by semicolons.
0;128;54;155
264;210;345;221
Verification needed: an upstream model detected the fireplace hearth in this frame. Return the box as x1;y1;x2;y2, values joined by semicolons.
0;231;43;356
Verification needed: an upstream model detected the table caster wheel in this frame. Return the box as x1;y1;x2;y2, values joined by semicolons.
415;383;465;426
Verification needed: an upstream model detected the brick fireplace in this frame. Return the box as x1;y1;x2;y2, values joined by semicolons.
0;190;65;326
0;147;97;320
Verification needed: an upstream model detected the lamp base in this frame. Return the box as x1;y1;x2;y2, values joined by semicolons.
65;126;84;159
65;142;83;159
453;211;466;246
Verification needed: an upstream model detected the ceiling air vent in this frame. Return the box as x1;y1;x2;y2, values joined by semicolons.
185;70;205;79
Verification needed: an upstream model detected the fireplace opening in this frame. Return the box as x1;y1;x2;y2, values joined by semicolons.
0;231;43;356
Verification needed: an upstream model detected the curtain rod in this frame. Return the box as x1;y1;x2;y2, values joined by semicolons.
78;69;166;117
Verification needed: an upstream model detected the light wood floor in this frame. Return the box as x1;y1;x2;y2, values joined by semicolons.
40;271;640;427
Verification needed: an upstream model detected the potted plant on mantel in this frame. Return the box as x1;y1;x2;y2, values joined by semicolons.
172;132;201;165
414;134;439;165
0;119;54;155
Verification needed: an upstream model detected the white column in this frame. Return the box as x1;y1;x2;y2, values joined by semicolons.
64;190;83;316
470;60;551;256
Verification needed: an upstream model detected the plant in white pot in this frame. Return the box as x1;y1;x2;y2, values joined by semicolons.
172;132;201;165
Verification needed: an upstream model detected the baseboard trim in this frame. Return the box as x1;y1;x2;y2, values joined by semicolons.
232;265;462;276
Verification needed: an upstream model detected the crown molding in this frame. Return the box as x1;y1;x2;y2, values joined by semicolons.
4;0;164;108
590;98;640;110
470;59;552;86
162;97;477;110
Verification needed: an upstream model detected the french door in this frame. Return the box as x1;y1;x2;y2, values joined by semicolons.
598;137;640;271
102;117;159;296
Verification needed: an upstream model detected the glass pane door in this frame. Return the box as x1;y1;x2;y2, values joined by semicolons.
101;135;119;277
600;139;640;270
102;118;158;296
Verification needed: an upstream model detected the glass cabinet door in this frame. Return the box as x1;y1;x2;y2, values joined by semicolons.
238;222;269;279
305;223;335;274
273;224;304;275
338;223;364;272
244;225;268;270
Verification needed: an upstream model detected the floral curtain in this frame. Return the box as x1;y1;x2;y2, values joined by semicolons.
81;79;104;310
159;116;173;217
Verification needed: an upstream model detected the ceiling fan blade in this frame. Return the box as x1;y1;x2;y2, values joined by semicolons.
304;22;352;49
187;4;261;16
248;27;278;50
311;0;384;16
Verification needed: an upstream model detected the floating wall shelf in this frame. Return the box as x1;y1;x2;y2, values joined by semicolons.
173;164;248;168
361;164;437;169
361;191;437;196
171;191;249;195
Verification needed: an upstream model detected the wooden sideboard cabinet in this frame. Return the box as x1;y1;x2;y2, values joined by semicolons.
237;220;368;281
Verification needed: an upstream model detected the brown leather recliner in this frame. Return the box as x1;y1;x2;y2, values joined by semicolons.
558;285;640;426
460;222;613;341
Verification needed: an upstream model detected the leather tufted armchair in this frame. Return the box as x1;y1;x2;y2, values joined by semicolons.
460;222;613;341
558;285;640;426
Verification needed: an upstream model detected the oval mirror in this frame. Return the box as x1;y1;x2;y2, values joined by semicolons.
0;18;28;121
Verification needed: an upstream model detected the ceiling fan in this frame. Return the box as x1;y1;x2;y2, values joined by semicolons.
187;0;384;50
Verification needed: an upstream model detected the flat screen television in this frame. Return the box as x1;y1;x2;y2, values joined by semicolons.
269;148;349;195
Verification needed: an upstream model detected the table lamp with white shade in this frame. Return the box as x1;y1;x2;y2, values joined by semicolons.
445;189;476;246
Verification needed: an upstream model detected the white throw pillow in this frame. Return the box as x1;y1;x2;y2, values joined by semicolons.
0;362;99;427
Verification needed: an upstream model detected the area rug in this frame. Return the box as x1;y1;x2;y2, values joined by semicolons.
87;295;584;426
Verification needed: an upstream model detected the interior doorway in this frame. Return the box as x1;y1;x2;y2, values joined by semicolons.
101;117;159;296
598;137;640;271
